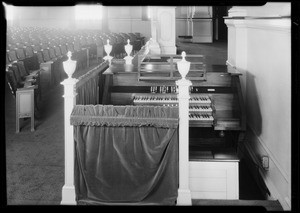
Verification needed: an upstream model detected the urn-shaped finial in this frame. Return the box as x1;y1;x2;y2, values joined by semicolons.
177;51;190;79
125;39;133;56
104;39;112;56
63;51;77;79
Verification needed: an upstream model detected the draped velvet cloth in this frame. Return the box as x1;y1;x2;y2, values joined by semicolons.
75;61;109;105
71;105;179;205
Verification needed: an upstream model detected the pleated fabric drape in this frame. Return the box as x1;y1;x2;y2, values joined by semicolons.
76;76;99;105
75;61;109;105
71;105;179;205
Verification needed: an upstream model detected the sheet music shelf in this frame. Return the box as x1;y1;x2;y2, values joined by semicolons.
138;54;207;81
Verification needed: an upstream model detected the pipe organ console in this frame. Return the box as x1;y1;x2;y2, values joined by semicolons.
102;64;245;141
102;61;246;200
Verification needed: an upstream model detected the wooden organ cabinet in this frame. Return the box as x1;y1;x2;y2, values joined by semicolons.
102;57;246;199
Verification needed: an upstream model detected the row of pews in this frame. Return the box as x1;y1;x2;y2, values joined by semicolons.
6;26;146;132
6;26;146;98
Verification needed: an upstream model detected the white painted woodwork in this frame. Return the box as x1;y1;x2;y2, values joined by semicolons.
189;161;239;199
147;7;161;56
60;77;78;205
176;78;192;205
225;19;247;105
225;3;291;210
150;7;176;54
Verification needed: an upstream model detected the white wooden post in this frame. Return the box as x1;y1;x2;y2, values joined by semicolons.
176;52;192;205
61;52;78;205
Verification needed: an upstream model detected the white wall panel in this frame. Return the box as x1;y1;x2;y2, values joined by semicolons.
225;3;291;210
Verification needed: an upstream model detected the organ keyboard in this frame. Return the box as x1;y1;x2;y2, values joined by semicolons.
133;95;211;105
133;94;215;126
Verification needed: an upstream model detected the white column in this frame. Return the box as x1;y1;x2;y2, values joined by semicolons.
225;18;247;105
60;78;78;205
156;7;177;54
61;51;78;205
224;19;236;68
176;78;192;205
149;6;176;55
148;7;161;56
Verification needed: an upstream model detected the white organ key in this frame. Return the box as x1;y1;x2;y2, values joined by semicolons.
189;105;213;112
189;113;214;121
189;96;211;104
134;95;211;104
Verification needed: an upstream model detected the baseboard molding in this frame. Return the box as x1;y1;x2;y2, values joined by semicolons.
241;127;291;210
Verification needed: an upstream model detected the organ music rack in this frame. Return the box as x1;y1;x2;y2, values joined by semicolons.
137;54;206;81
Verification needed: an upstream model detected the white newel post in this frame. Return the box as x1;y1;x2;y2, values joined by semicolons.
176;52;192;205
61;51;78;205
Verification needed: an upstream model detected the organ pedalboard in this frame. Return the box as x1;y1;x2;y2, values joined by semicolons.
132;86;215;127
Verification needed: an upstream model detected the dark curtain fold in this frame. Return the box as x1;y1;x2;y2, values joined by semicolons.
76;77;98;105
75;61;109;105
71;105;179;205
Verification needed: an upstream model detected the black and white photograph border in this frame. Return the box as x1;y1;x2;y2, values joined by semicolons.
2;0;299;211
